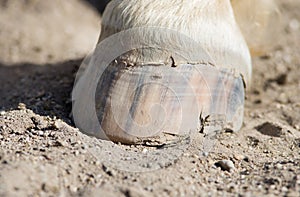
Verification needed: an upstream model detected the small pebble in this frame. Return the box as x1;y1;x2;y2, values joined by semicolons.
0;111;5;116
283;55;292;64
270;185;276;190
18;103;26;110
234;154;245;161
53;120;62;129
48;131;56;137
289;18;300;31
183;153;190;157
95;161;101;166
215;160;235;172
257;185;263;190
192;154;199;159
281;186;288;192
142;148;148;154
74;150;80;156
56;140;68;147
38;130;44;136
31;129;37;135
69;185;78;193
277;93;288;104
275;163;283;170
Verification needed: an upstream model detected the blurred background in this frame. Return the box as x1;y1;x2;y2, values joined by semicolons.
0;0;110;65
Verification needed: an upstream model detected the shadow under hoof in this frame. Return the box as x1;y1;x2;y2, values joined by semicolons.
0;59;82;123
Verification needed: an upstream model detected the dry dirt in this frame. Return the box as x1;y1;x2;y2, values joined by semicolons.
0;0;300;196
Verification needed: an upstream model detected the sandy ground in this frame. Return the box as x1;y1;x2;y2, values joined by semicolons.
0;0;300;196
